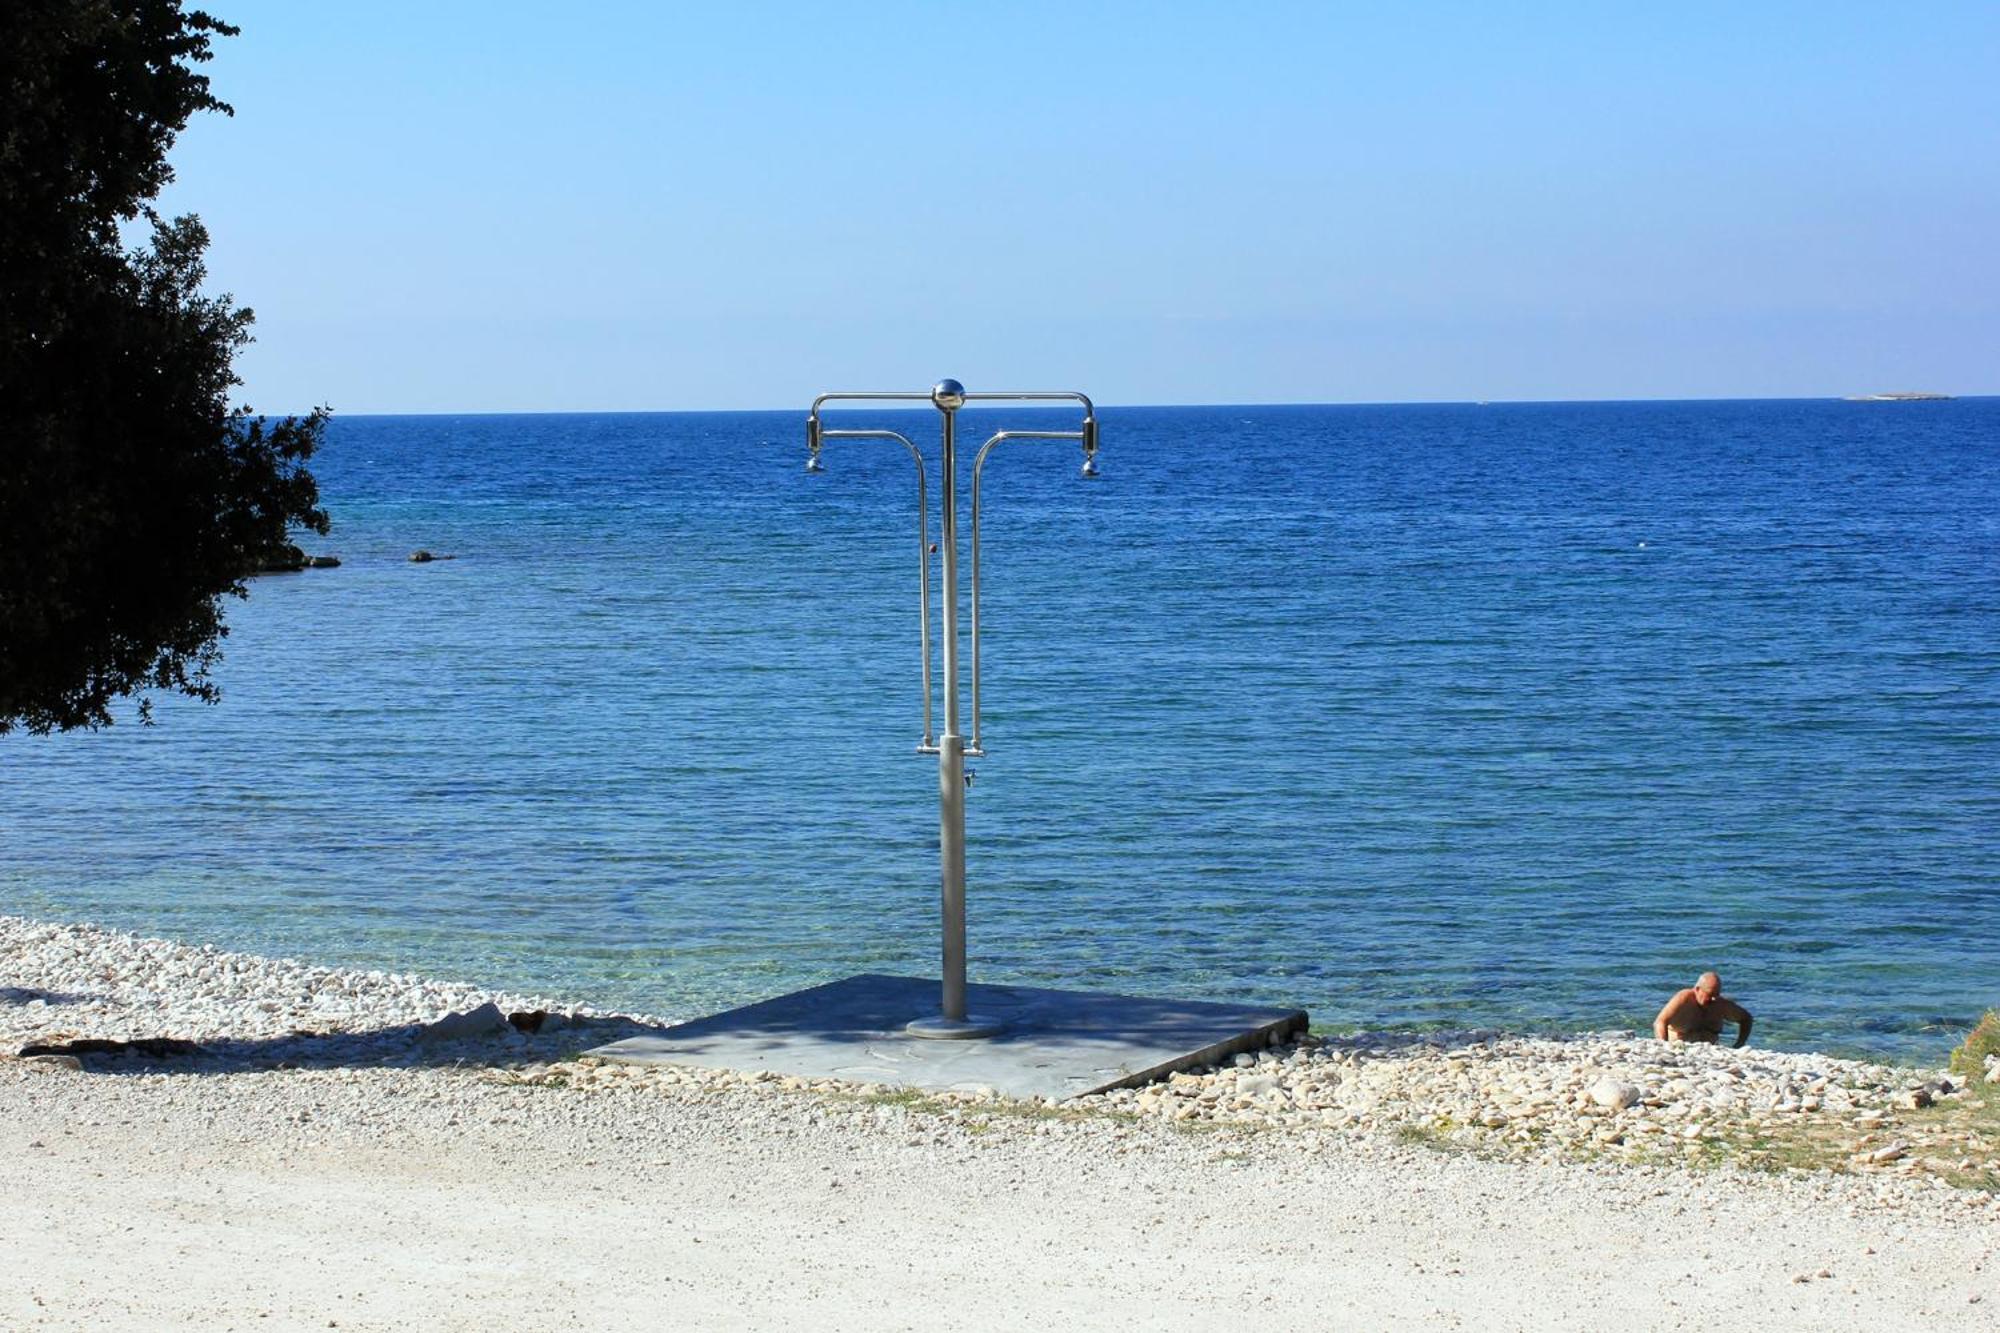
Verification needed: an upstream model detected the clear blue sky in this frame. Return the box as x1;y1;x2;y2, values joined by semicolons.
156;1;2000;413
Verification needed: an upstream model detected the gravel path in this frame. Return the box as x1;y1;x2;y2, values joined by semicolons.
2;915;1993;1331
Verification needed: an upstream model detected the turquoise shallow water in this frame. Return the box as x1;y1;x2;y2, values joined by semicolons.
3;399;1996;1061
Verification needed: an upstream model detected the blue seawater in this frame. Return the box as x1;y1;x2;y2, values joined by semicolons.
3;399;1996;1061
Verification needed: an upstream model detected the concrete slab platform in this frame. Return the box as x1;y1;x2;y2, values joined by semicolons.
585;974;1308;1101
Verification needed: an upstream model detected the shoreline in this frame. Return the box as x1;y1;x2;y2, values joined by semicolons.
5;913;1994;1186
3;906;1970;1062
4;912;1996;1329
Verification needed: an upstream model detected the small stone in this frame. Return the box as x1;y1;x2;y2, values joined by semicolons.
1898;1088;1931;1110
22;1054;83;1072
1589;1078;1641;1110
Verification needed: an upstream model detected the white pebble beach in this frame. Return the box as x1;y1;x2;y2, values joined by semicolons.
2;914;1993;1331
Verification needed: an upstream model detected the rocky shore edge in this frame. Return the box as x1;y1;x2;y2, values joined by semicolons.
3;913;1994;1215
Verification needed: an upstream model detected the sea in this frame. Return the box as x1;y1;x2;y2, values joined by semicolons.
4;399;1996;1062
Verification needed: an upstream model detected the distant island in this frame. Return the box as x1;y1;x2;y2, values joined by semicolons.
1843;391;1954;401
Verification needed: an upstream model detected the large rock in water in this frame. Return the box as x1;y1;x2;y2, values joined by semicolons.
248;543;340;574
1589;1077;1642;1110
250;541;307;573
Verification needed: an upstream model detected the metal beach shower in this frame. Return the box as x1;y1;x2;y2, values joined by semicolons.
804;379;1099;1039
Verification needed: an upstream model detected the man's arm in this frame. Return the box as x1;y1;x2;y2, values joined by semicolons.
1724;1000;1753;1048
1653;990;1690;1041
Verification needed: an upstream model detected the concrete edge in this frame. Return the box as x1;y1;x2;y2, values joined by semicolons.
1075;1009;1311;1099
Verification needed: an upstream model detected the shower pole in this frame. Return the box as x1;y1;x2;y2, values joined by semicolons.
805;379;1098;1039
921;379;977;1036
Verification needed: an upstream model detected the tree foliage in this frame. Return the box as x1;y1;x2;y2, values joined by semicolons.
1;1;327;734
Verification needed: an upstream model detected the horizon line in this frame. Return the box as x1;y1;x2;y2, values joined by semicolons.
247;391;1994;419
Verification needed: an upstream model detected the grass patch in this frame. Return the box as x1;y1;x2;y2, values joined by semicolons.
1910;1085;2000;1193
1725;1123;1856;1175
1950;1010;1999;1082
1388;1118;1523;1164
482;1066;575;1090
835;1083;1142;1131
1700;1088;1999;1192
1360;1086;1998;1194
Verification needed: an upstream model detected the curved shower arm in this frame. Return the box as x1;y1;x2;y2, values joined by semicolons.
808;391;931;446
815;428;936;749
968;428;1088;754
963;391;1096;418
808;393;933;460
810;390;932;418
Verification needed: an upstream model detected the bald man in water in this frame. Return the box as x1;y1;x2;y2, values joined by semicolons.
1653;971;1753;1047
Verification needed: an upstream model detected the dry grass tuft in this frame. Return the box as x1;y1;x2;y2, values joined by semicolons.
1950;1010;1999;1082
